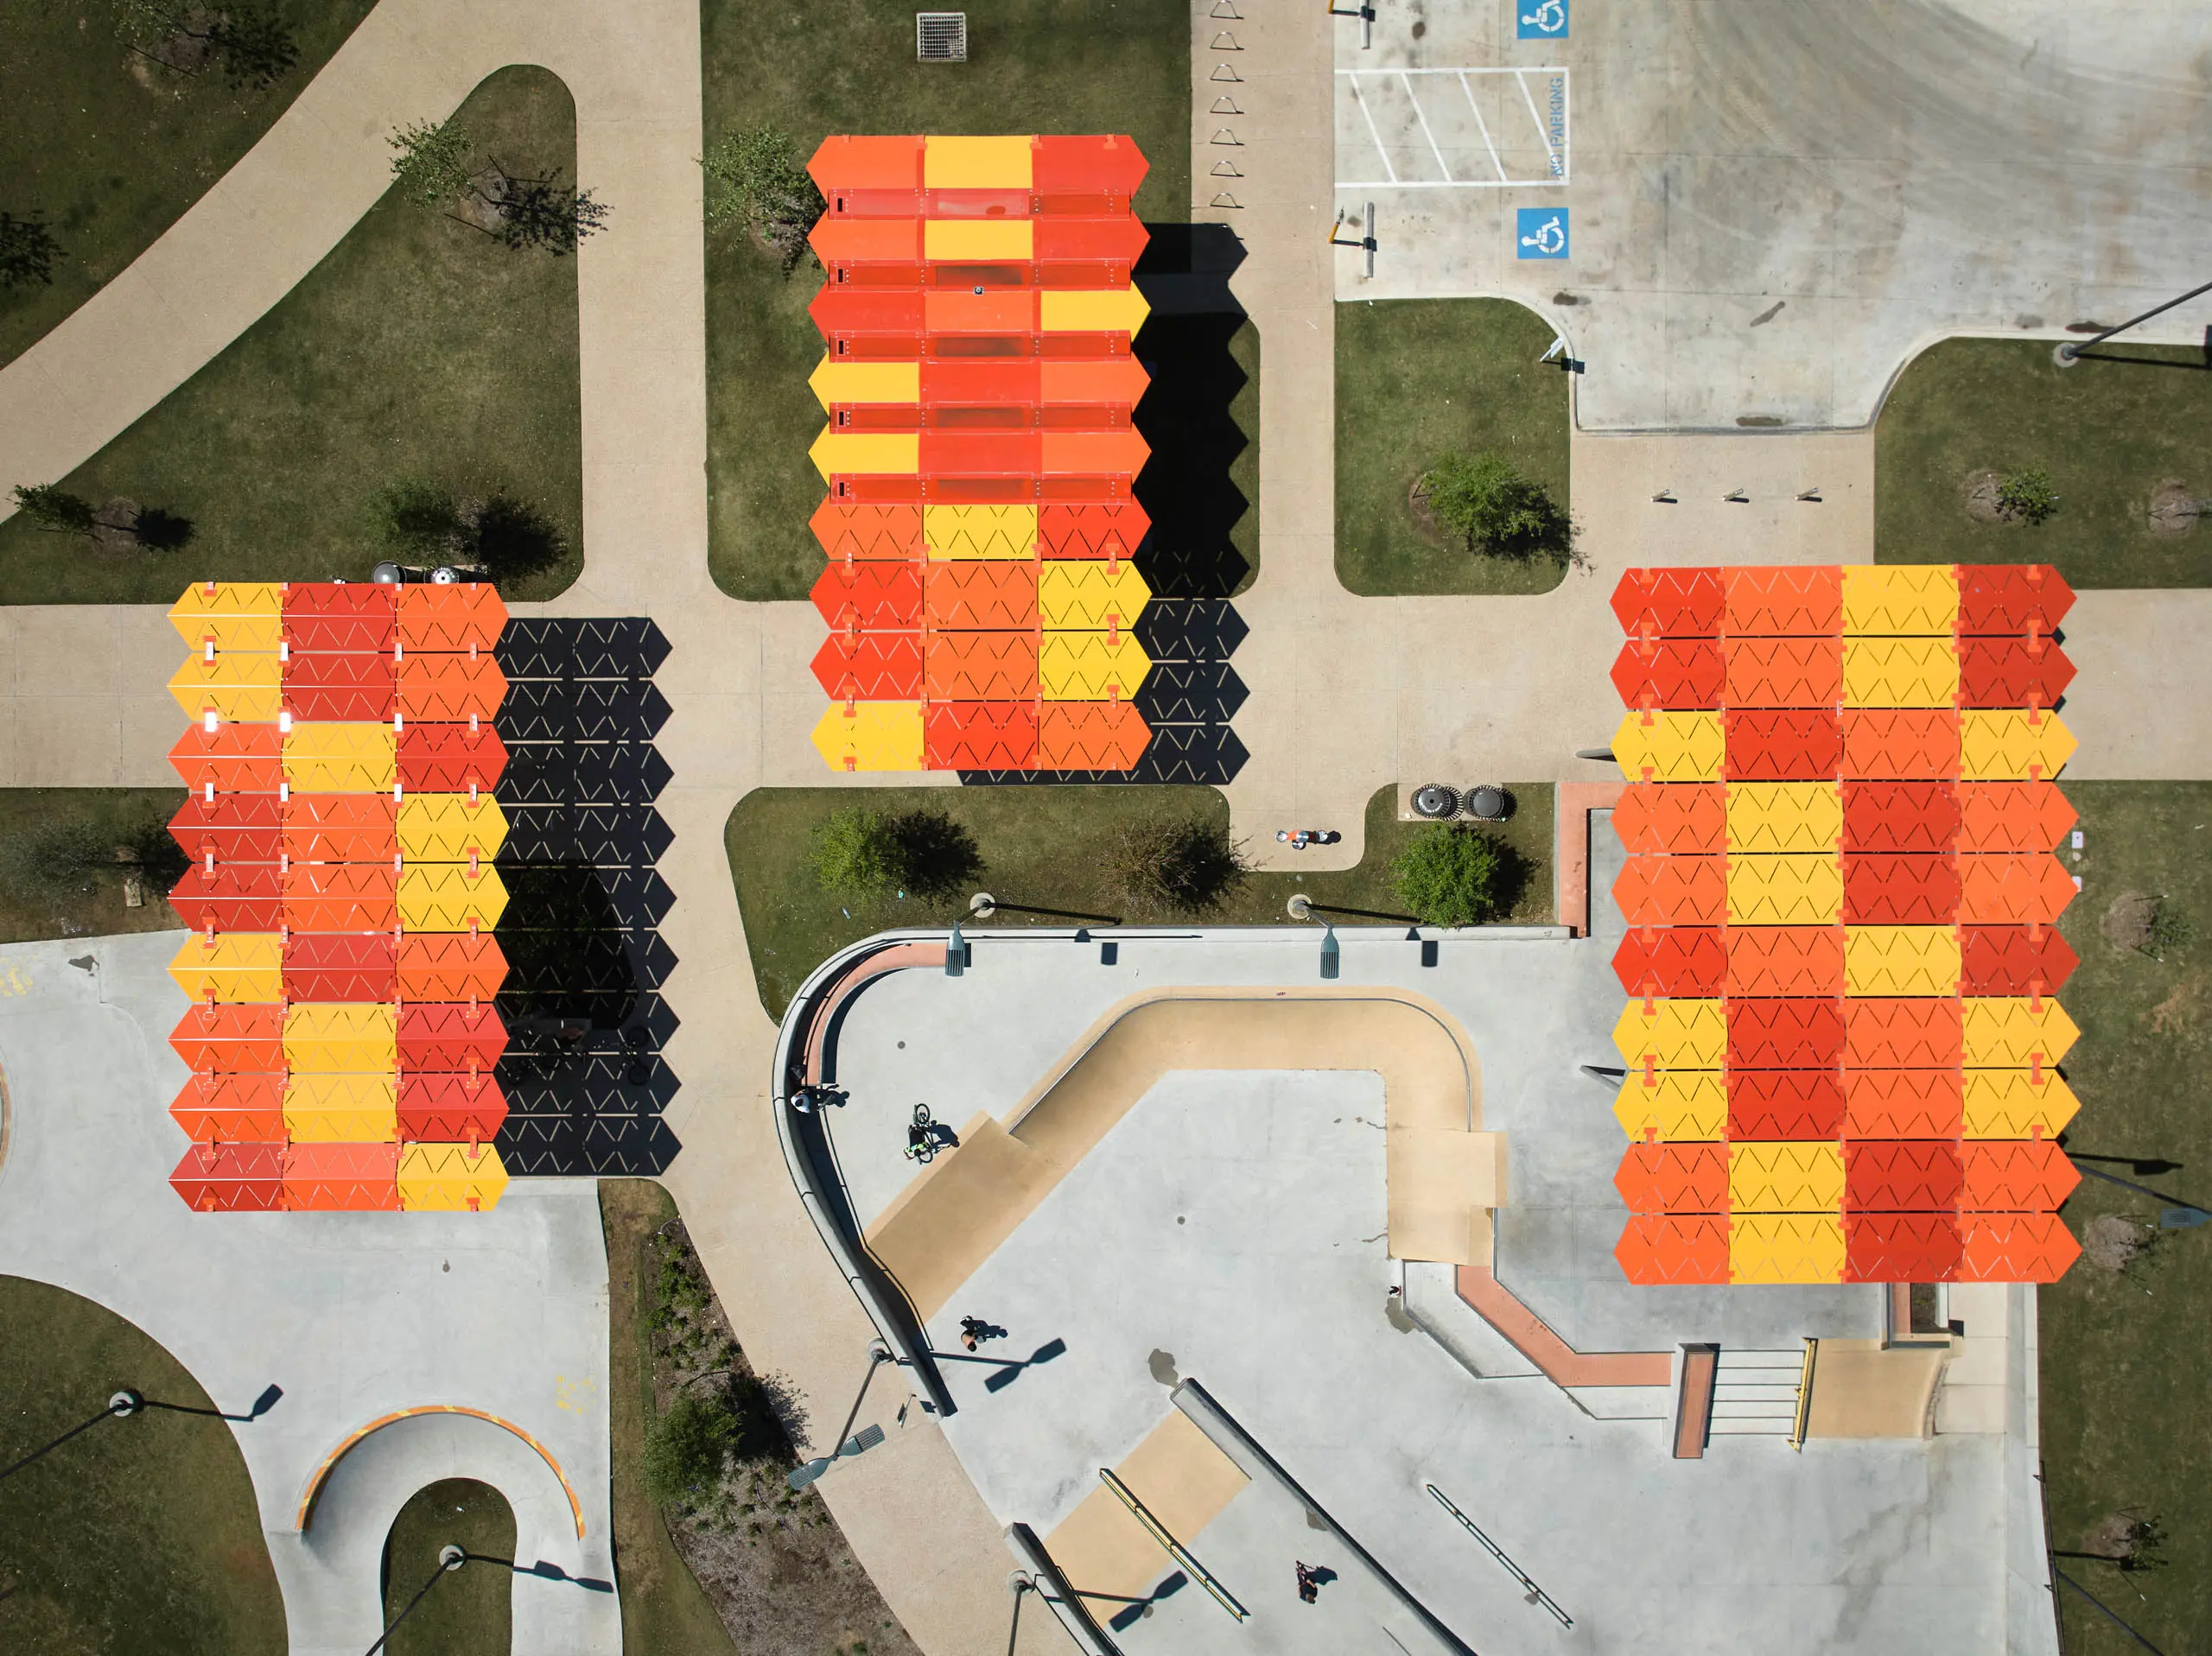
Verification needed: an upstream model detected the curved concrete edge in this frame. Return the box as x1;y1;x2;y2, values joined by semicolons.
296;1405;586;1537
268;1410;620;1656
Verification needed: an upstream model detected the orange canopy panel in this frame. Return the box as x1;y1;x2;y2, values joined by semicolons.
282;1141;402;1212
398;1074;508;1144
282;862;398;932
283;793;397;863
812;560;925;630
170;723;283;794
397;1002;509;1071
170;1074;286;1144
283;652;396;720
923;562;1039;630
924;702;1040;771
397;724;507;793
812;632;924;701
397;583;507;651
283;581;396;651
170;793;283;864
397;651;507;721
811;500;925;561
168;1002;283;1072
1039;701;1151;770
397;931;509;1001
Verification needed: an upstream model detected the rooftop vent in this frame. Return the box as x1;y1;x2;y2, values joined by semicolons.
917;12;967;61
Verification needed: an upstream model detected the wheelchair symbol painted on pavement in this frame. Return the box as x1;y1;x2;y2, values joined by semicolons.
1516;208;1569;259
1518;0;1568;38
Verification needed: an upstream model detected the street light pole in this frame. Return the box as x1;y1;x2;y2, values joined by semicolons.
2055;276;2212;363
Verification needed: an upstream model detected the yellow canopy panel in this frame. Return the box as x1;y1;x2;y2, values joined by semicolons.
1962;1070;2081;1139
1962;996;2080;1068
1843;925;1962;997
1729;1141;1847;1213
283;723;397;792
1840;565;1959;637
923;135;1033;189
1841;637;1961;708
1039;632;1152;701
810;429;919;481
169;582;281;640
169;612;283;654
811;701;925;772
284;1103;401;1143
1039;289;1151;334
168;934;282;1003
284;1002;397;1073
924;504;1037;560
397;793;508;861
398;1142;510;1212
925;219;1034;259
285;1073;398;1113
1725;780;1842;855
1613;711;1724;784
1613;1070;1728;1142
1727;853;1844;927
1611;998;1726;1070
1730;1213;1845;1285
1960;711;2076;780
168;654;283;721
1039;559;1152;630
397;865;509;931
809;358;921;410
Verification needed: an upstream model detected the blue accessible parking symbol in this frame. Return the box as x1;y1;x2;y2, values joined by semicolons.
1518;0;1568;39
1516;208;1569;260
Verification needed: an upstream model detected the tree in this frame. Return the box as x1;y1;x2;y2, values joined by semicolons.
388;119;475;209
208;8;297;89
702;124;825;275
810;805;983;904
10;484;96;536
0;213;60;289
642;1392;739;1507
1995;465;2059;525
1392;823;1504;928
0;817;108;902
1418;451;1573;562
1107;814;1250;917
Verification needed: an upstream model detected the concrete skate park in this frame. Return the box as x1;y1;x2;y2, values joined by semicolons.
2;0;2209;1651
776;809;2050;1655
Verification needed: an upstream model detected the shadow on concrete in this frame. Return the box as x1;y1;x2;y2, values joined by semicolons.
493;617;682;1177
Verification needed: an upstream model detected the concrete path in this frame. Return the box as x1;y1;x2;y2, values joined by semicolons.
0;933;620;1656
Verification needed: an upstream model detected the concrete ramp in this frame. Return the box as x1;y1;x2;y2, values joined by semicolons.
862;987;1497;1322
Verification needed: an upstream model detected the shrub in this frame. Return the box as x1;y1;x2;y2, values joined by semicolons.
810;806;983;904
1994;465;2059;525
0;213;60;289
1419;451;1572;561
1107;815;1250;917
0;818;109;900
389;119;476;208
369;479;466;560
643;1393;740;1506
1392;823;1503;928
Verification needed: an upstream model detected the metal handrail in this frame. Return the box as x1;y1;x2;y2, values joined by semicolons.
1789;1337;1818;1451
1098;1468;1248;1621
1425;1483;1573;1627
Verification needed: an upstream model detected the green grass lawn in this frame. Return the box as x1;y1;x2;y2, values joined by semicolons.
2041;783;2212;1655
0;0;376;368
1876;339;2212;587
0;65;582;605
1335;298;1570;596
379;1479;514;1655
0;788;187;943
600;1181;744;1656
702;0;1192;601
728;784;1554;1018
0;1276;285;1655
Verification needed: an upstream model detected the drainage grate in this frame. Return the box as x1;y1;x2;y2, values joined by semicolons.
916;11;967;61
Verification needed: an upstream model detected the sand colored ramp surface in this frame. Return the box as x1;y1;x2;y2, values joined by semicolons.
1045;1409;1250;1602
862;988;1497;1323
1803;1339;1948;1439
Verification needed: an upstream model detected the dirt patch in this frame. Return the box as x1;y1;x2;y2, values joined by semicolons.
91;498;142;555
452;167;512;234
2149;478;2202;536
2080;1213;2157;1274
1407;475;1443;544
2103;890;2160;953
2146;969;2209;1038
644;1219;918;1656
1962;468;2013;525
